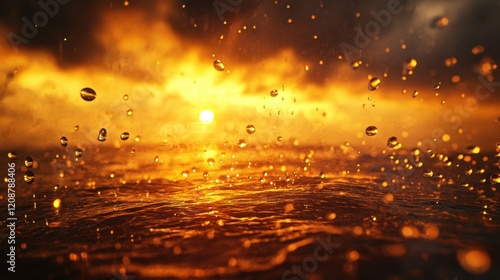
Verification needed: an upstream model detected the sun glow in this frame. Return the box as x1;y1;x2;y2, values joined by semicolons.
199;110;214;124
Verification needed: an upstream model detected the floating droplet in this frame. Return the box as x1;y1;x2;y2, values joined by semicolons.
465;145;480;155
154;156;159;163
8;152;17;159
432;16;449;29
60;136;68;147
465;167;473;176
24;171;35;184
74;125;79;131
491;174;500;184
277;136;283;141
127;109;133;116
207;158;215;166
97;128;107;142
237;139;247;148
246;125;256;134
365;126;379;136
213;60;225;71
181;170;189;178
80;87;96;101
351;60;362;69
404;58;417;71
270;89;278;97
368;77;381;91
24;157;34;168
433;82;441;90
387;136;399;148
120;132;130;140
123;94;129;100
412;90;419;98
444;57;457;67
423;169;434;178
471;45;485;55
75;148;83;158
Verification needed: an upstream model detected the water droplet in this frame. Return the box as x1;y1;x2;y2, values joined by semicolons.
75;148;83;158
465;145;480;155
246;125;256;134
465;167;473;176
365;126;379;136
491;174;500;184
127;109;133;116
444;57;457;67
351;60;362;69
24;157;34;168
368;77;381;91
237;139;247;148
277;136;283;141
432;16;449;29
412;90;419;98
123;94;129;100
80;87;96;101
434;82;441;90
181;170;189;178
203;172;209;178
120;132;130;140
7;152;17;159
471;45;485;55
387;136;399;148
74;125;79;131
213;59;225;71
404;58;417;71
97;128;107;142
60;136;68;146
154;156;159;163
270;89;278;97
24;171;35;184
207;158;215;166
423;169;434;178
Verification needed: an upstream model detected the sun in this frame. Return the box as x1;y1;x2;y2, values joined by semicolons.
199;110;214;124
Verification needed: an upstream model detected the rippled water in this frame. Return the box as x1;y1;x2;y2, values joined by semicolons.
1;144;499;280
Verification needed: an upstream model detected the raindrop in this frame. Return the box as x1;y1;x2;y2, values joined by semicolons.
365;126;379;136
75;148;83;158
24;171;35;184
154;156;159;163
423;169;434;178
74;125;79;131
412;90;419;98
213;59;225;71
80;87;96;101
25;157;34;168
491;174;500;184
465;167;473;176
433;82;441;90
368;77;381;91
123;94;129;100
270;89;279;97
237;139;247;148
97;128;107;142
207;158;215;166
127;109;133;116
120;132;130;140
387;136;399;148
7;152;17;159
277;136;283;141
444;57;457;67
404;58;418;71
432;16;449;29
246;125;256;134
465;145;480;155
181;170;189;178
60;136;68;147
351;61;361;69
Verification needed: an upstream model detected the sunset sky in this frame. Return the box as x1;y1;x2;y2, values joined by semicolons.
0;0;498;152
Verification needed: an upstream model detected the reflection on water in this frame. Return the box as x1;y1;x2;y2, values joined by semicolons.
1;144;499;279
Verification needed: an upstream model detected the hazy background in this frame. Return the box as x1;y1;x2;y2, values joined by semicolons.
0;0;499;152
